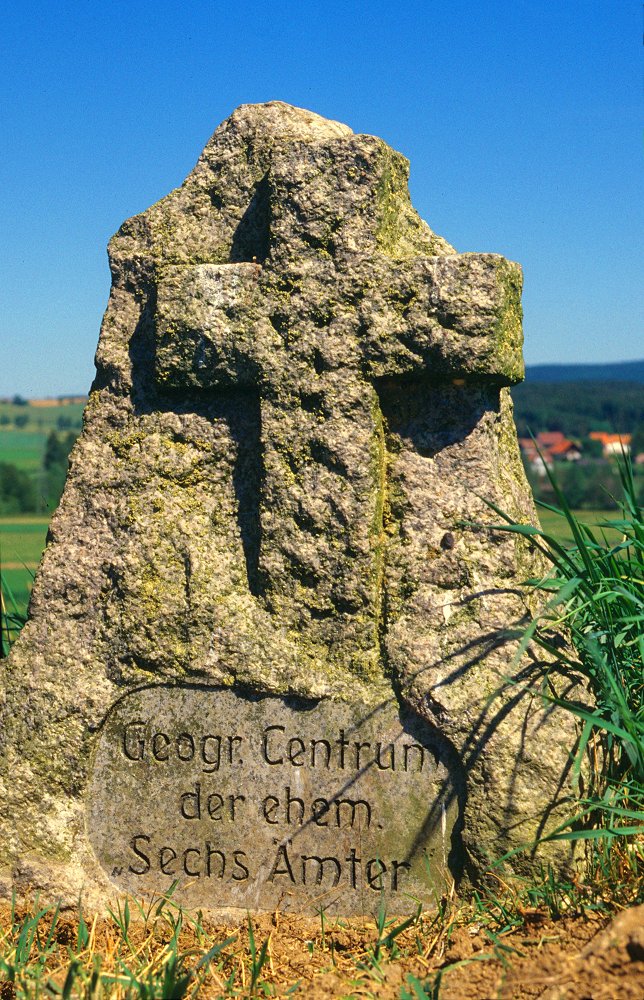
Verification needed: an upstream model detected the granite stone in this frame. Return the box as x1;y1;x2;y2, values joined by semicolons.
0;103;578;913
88;687;458;913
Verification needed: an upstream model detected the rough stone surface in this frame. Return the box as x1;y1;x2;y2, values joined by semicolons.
88;687;457;913
0;102;578;913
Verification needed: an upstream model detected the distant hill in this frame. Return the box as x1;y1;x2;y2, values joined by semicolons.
525;360;644;383
512;379;643;437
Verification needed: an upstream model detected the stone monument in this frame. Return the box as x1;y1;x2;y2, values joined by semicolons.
0;103;577;915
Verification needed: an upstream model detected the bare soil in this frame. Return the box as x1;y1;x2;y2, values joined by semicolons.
1;902;642;998
234;904;644;998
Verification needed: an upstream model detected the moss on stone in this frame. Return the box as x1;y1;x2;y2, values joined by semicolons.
375;148;435;259
1;103;578;906
493;260;524;383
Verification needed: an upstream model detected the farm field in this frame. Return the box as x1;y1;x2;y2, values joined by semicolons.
0;517;50;630
0;401;84;473
0;517;49;564
537;506;621;542
0;400;85;429
0;430;50;473
0;403;84;462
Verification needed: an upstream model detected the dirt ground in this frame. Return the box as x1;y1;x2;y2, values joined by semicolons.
1;901;643;998
233;903;644;998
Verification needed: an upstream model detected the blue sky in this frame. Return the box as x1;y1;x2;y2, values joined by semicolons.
1;0;642;396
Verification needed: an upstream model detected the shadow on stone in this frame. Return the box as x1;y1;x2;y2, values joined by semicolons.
401;628;580;874
124;303;265;599
231;173;271;264
375;377;495;458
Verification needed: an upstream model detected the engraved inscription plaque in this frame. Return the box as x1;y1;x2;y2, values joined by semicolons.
88;687;459;914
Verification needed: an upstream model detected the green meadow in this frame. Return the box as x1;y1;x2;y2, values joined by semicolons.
0;401;84;473
537;507;622;543
0;517;49;626
0;400;85;429
0;430;50;473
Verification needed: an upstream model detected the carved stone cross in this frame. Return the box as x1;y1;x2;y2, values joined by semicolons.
1;102;577;913
154;238;522;684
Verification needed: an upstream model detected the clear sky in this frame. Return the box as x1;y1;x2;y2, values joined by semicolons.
1;0;642;397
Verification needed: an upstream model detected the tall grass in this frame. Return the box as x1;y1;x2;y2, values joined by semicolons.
488;457;643;886
0;558;28;657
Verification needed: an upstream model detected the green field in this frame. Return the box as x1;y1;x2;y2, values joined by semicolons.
0;401;84;477
537;507;622;543
0;401;83;445
0;516;50;563
0;517;50;622
0;430;50;472
0;402;85;519
0;400;85;430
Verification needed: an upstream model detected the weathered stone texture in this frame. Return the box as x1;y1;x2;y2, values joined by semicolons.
88;688;458;914
0;103;577;912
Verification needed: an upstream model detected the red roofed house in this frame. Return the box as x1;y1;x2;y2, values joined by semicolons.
588;432;632;457
518;431;582;475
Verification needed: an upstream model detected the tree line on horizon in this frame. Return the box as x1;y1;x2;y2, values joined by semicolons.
511;380;644;439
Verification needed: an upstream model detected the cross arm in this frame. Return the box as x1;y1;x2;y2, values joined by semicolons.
356;253;524;384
